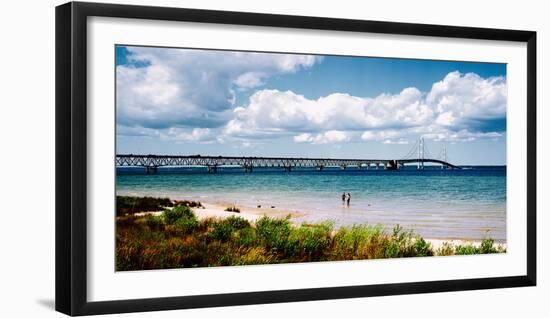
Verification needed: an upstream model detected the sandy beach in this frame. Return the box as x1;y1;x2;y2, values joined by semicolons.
135;202;304;223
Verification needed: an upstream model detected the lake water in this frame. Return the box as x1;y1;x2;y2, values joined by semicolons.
116;166;506;241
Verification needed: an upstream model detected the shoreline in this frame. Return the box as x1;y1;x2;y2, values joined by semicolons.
132;201;507;250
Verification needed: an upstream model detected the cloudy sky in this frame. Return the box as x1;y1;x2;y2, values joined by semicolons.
116;45;507;165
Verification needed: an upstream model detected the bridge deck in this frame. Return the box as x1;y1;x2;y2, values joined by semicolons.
116;154;461;172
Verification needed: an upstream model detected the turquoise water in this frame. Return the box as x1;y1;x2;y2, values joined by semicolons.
116;166;506;240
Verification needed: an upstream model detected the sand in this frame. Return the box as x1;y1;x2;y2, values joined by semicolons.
133;202;304;223
193;202;305;222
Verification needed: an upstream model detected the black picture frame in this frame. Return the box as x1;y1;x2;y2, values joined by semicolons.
55;1;537;316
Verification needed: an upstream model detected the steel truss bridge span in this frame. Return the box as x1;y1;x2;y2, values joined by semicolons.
116;154;461;174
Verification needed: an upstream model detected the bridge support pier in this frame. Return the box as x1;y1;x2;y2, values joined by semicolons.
284;166;292;172
316;166;324;171
244;166;253;173
207;166;218;174
145;166;158;174
386;160;399;170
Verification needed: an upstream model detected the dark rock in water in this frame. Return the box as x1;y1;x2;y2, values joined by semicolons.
257;205;261;208
271;206;275;208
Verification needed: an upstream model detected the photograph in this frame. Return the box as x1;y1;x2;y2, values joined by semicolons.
114;45;507;271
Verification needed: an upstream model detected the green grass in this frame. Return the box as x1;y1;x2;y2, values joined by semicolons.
115;198;505;271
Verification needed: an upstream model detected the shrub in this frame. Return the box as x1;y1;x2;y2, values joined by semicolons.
235;227;258;247
210;216;251;242
332;224;383;259
235;247;275;265
480;238;501;254
453;238;504;255
454;244;480;255
145;214;164;230
210;221;234;241
163;205;195;224
174;200;203;208
225;216;250;230
288;222;333;260
383;239;401;259
197;217;217;232
224;205;241;213
256;216;292;254
116;196;172;216
173;216;199;234
410;237;433;257
436;242;454;256
384;226;434;257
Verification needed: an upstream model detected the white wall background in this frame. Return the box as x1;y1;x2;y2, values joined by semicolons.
0;0;547;317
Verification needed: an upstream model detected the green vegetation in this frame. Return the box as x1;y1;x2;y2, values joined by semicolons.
224;205;241;213
174;199;204;208
454;238;505;255
163;205;195;224
116;195;173;216
116;196;204;216
116;199;506;271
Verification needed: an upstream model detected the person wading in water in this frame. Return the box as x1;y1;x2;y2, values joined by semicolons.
342;192;346;206
346;193;351;207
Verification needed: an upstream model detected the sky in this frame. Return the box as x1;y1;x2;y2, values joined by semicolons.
115;45;507;165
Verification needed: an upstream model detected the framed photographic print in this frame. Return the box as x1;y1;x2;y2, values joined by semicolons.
55;1;536;316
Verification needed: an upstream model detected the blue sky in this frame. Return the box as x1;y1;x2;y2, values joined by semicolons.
116;45;507;165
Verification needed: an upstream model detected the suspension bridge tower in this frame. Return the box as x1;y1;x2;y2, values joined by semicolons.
417;137;424;170
442;145;447;169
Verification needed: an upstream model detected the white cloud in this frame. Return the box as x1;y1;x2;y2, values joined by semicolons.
361;130;402;141
233;72;266;89
293;131;350;144
382;139;409;145
293;133;314;143
361;130;409;145
117;48;506;147
223;88;432;138
117;47;322;130
224;71;506;143
427;71;507;128
160;128;214;143
423;129;504;143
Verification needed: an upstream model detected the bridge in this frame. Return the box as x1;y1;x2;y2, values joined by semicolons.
116;138;461;173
